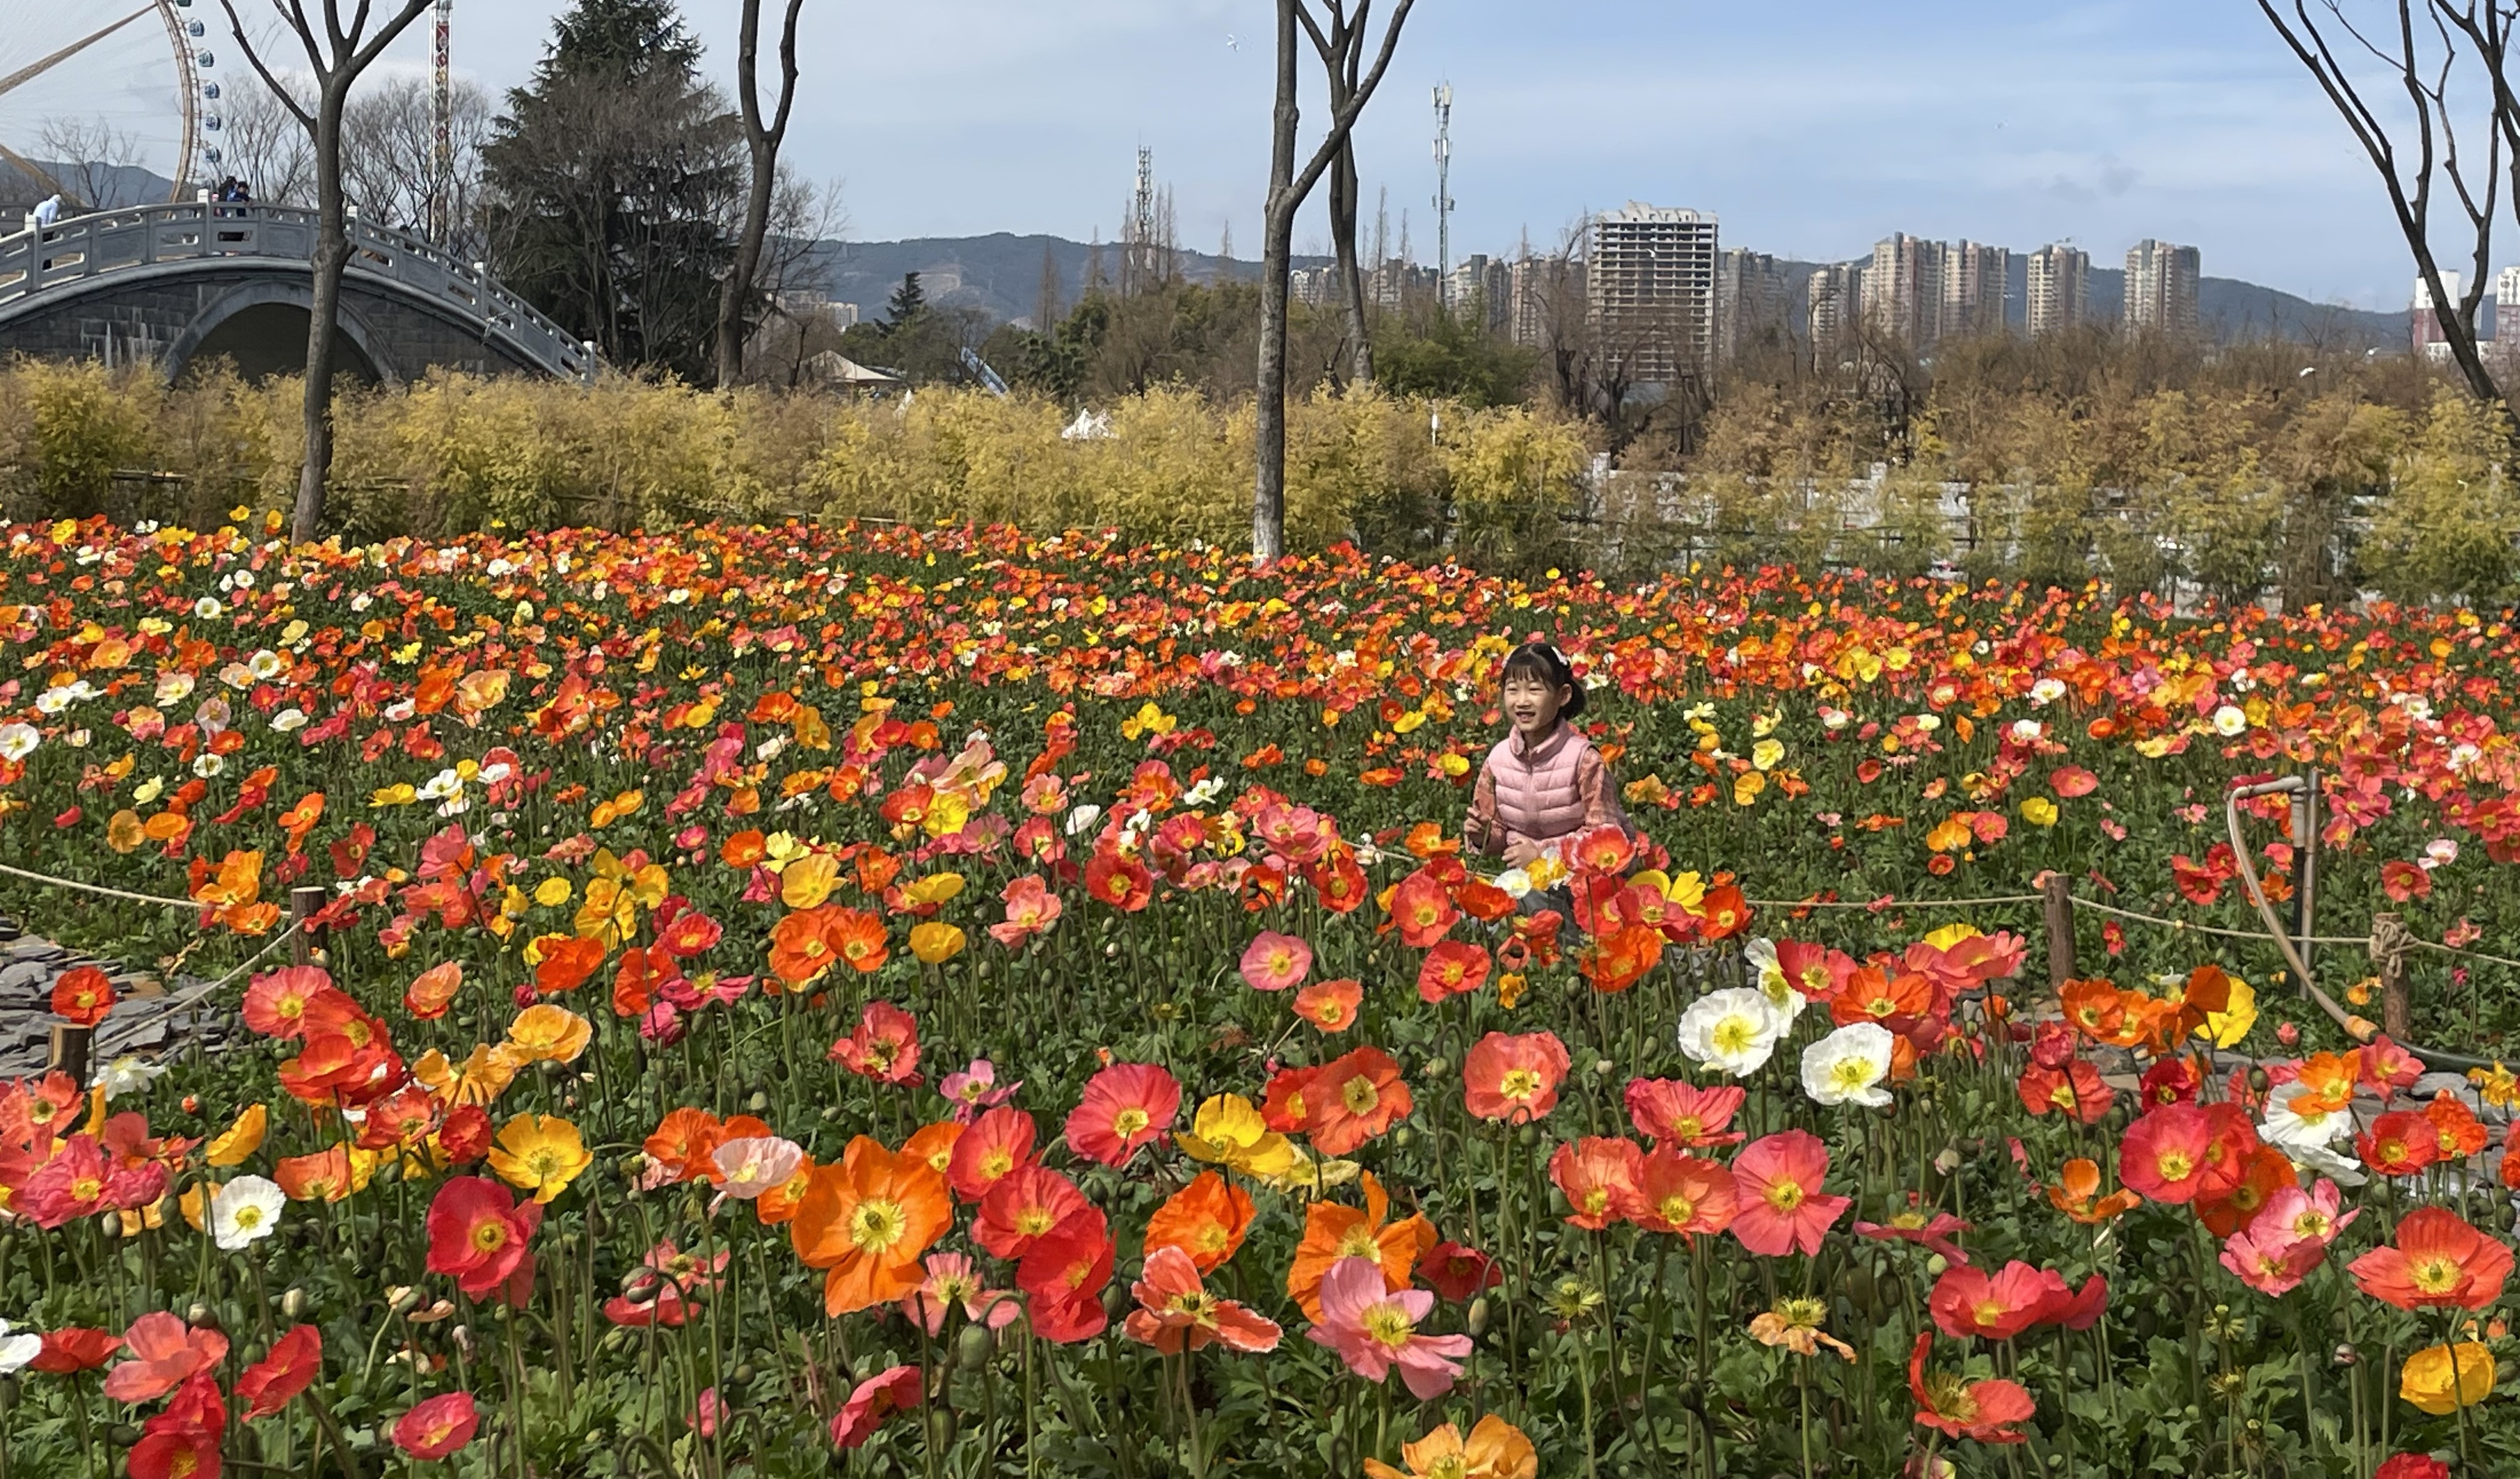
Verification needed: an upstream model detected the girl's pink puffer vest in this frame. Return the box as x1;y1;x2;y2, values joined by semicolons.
1482;724;1594;848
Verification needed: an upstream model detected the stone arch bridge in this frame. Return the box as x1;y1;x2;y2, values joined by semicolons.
0;202;595;384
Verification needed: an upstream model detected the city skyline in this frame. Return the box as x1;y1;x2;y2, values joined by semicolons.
344;0;2441;311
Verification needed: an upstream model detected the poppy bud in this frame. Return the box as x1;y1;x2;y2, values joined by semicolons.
1422;1059;1449;1079
958;1323;994;1372
1924;1255;1948;1277
748;1091;769;1113
2248;1067;2271;1093
1467;1296;1490;1336
282;1287;308;1318
108;1423;142;1446
187;1303;221;1331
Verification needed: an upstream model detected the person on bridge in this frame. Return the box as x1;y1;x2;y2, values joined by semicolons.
31;194;61;230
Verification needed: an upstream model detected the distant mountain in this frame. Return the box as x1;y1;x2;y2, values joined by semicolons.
796;233;1325;328
0;160;182;211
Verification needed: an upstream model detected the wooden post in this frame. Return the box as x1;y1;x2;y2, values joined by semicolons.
2373;911;2411;1041
2042;873;2076;992
48;1022;92;1085
290;886;326;968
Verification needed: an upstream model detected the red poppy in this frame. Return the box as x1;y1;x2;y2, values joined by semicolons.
236;1325;321;1420
1415;940;1492;1003
1624;1079;1746;1148
1064;1063;1181;1167
1018;1211;1115;1343
2118;1105;2212;1204
1306;1047;1412;1156
974;1166;1091;1260
1909;1331;2035;1443
50;965;116;1027
1421;1242;1502;1302
1082;850;1154;912
946;1106;1036;1202
829;1001;922;1085
2138;1057;2201;1110
2016;1061;2114;1124
393;1391;481;1459
1388;869;1459;947
2356;1110;2441;1178
2348;1206;2514;1310
1929;1261;2059;1341
831;1365;923;1449
29;1327;122;1374
1461;1031;1569;1123
437;1104;493;1165
2196;1146;2296;1239
422;1176;544;1302
241;965;333;1040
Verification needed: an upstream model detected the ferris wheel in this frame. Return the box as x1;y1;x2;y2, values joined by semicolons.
0;1;216;210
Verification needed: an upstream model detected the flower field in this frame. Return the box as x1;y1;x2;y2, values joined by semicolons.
2;515;2520;1478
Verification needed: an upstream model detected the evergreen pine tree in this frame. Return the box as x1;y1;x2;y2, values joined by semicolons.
481;0;744;381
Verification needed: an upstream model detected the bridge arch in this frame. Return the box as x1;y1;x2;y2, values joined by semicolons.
161;278;392;386
0;204;598;383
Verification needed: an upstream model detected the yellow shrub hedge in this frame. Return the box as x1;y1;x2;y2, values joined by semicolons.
0;362;1594;565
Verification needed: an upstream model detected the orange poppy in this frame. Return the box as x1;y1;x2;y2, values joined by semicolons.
769;906;844;984
902;1121;964;1180
1306;1047;1412;1156
829;908;890;973
2045;1158;2140;1225
532;935;606;995
790;1136;952;1315
1292;978;1364;1033
1285;1173;1436;1322
1143;1171;1255;1273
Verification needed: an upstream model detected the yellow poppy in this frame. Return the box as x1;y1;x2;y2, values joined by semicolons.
909;921;966;964
487;1114;592;1204
205;1104;268;1167
2402;1342;2495;1415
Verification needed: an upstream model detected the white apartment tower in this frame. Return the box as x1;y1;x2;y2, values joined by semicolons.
2411;271;2462;362
1806;262;1862;355
2125;239;2201;332
1715;248;1788;362
1940;242;2009;339
2025;245;2091;335
1586;202;1720;382
1865;233;1946;348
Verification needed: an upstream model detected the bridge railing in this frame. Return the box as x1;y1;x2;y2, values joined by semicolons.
0;203;598;383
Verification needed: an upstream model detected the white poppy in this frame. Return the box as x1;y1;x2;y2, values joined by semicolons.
211;1175;287;1251
0;723;38;762
1674;988;1786;1077
0;1319;40;1375
2212;704;2248;737
154;672;196;706
1062;803;1103;838
1741;938;1804;1025
2259;1080;2353;1152
92;1055;168;1100
1800;1023;1897;1108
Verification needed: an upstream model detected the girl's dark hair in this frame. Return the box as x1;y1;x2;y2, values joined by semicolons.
1499;641;1585;719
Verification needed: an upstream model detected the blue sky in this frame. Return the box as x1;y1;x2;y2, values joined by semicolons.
370;0;2428;307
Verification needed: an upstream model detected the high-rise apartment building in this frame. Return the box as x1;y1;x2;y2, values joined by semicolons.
2025;245;2090;336
1715;248;1788;362
2411;271;2462;361
1586;202;1719;382
1508;254;1583;348
1807;262;1862;354
1448;253;1513;333
1940;242;2009;339
2496;266;2520;343
1864;234;1945;348
2125;239;2201;332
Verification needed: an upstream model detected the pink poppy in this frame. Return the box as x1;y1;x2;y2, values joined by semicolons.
1304;1256;1472;1399
1122;1245;1283;1355
104;1313;230;1404
831;1365;924;1449
1728;1130;1851;1257
2221;1224;2329;1297
898;1253;1021;1336
1239;931;1314;993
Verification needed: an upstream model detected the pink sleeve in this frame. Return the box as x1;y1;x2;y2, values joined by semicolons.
1466;760;1501;855
1576;748;1626;833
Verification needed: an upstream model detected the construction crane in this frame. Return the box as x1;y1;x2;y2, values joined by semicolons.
429;0;451;246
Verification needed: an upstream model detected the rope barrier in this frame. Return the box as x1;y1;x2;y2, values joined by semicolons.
0;861;206;911
2071;896;2369;947
107;920;306;1039
2406;938;2520;973
1744;893;2046;910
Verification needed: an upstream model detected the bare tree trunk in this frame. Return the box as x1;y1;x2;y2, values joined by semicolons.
1252;0;1417;561
298;84;351;541
1254;2;1302;563
715;0;807;387
1331;139;1372;385
221;0;435;543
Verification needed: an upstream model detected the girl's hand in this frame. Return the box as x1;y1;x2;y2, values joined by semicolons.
1502;838;1541;868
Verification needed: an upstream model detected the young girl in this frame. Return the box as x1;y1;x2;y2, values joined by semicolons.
1464;641;1628;870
